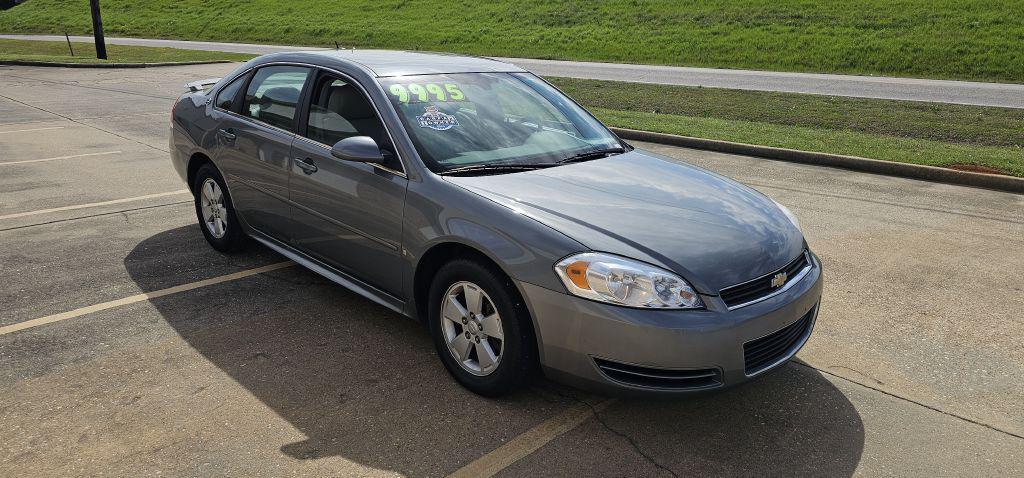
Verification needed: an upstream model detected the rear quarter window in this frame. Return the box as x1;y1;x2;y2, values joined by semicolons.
214;74;248;111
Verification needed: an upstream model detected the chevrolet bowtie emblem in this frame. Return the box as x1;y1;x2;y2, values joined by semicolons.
771;272;788;288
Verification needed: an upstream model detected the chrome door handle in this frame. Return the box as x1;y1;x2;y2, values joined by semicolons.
295;157;318;174
217;128;236;141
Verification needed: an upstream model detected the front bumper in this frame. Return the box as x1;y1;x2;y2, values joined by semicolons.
519;252;823;396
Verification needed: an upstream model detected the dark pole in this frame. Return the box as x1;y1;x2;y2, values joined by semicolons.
89;0;107;60
65;32;75;57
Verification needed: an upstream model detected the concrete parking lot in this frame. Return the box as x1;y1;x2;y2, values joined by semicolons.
1;63;1022;477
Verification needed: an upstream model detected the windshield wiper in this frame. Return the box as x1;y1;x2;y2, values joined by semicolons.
556;147;626;164
438;163;557;176
439;147;627;176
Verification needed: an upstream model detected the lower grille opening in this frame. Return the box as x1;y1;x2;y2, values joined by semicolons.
594;358;722;390
743;307;815;375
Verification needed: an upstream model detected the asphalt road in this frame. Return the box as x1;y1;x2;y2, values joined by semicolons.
1;63;1022;477
3;34;1024;109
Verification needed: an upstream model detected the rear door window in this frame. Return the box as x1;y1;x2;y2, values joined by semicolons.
241;66;312;131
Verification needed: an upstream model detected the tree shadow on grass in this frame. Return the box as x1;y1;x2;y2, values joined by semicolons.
125;225;864;477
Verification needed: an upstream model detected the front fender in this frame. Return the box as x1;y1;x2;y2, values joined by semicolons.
402;176;586;298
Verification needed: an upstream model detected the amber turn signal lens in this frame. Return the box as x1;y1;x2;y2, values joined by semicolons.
564;261;591;289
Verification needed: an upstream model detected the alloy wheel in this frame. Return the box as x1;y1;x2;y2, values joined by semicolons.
440;281;505;376
200;178;228;239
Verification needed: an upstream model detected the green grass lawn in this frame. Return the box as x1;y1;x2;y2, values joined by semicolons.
0;38;253;64
1;0;1022;82
547;78;1024;177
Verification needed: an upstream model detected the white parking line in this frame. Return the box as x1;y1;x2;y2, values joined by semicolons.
0;126;64;134
0;150;122;166
0;190;190;221
0;262;296;337
447;398;616;478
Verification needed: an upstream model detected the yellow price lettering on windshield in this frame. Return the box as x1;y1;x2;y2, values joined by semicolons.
408;84;429;102
445;83;465;100
389;82;467;103
425;84;446;101
388;84;409;103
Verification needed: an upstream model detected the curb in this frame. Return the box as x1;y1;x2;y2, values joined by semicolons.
0;59;234;68
610;127;1024;194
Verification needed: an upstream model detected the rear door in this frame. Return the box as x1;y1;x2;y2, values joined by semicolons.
213;65;312;241
287;69;409;297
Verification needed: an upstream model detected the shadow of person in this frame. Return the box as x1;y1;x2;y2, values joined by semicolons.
125;225;864;477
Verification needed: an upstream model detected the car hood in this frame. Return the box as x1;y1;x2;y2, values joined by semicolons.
444;149;805;294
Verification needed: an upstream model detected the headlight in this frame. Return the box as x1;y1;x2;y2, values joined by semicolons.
773;199;801;231
554;253;703;309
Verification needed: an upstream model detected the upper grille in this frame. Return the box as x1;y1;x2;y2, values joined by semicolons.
720;251;810;308
743;307;815;375
594;358;721;390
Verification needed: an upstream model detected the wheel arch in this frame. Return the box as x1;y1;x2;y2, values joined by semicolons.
186;152;215;194
414;242;497;322
413;240;542;373
412;242;532;325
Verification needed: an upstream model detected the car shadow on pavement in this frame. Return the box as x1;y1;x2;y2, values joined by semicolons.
126;226;864;477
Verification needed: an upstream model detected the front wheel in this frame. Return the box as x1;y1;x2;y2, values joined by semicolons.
428;259;536;396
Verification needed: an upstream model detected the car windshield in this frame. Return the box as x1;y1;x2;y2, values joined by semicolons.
379;72;624;173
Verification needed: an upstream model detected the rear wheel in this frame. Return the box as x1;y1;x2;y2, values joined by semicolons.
428;259;536;396
193;163;245;252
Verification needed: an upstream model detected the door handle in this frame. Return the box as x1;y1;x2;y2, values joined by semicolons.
295;157;318;174
217;128;236;141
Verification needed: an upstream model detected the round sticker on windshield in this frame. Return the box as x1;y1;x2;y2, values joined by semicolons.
417;105;460;131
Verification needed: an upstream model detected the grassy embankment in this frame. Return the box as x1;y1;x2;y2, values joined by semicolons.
3;1;1019;175
1;0;1022;82
3;40;1015;176
0;38;253;64
552;78;1024;177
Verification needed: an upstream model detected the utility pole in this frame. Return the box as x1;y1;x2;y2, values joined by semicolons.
89;0;107;60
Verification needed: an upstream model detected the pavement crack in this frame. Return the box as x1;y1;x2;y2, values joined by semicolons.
533;385;679;478
1;73;178;101
585;401;679;478
743;180;1024;226
519;385;679;475
827;365;885;385
796;361;1024;441
0;201;191;232
0;93;169;154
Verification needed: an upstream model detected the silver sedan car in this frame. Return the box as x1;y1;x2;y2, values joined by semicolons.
170;50;822;397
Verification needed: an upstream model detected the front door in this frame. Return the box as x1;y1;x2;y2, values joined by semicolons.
287;71;409;297
214;65;312;240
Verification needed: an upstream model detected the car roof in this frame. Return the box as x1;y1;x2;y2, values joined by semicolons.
270;49;527;77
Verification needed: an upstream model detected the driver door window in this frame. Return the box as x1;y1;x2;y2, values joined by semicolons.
305;75;389;148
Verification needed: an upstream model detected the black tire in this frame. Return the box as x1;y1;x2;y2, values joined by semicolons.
428;258;537;397
193;163;245;253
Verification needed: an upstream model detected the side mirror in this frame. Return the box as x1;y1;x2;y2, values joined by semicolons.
330;136;385;164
